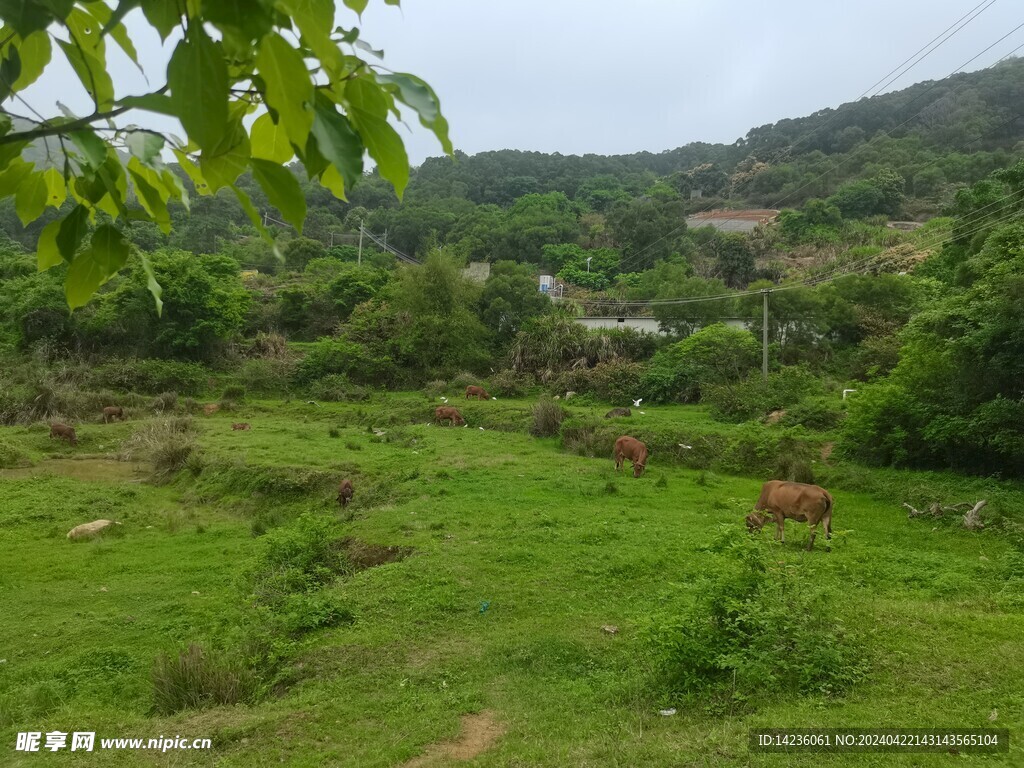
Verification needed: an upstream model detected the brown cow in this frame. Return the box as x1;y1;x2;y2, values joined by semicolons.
337;479;354;508
434;406;466;426
604;407;631;418
614;435;648;478
465;385;491;400
231;423;251;431
748;480;833;551
102;406;124;423
50;423;78;446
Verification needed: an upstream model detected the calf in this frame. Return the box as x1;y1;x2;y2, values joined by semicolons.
337;479;354;508
434;406;466;426
614;435;648;478
465;385;491;400
231;423;251;431
102;406;124;423
749;480;833;551
50;423;78;446
604;407;631;418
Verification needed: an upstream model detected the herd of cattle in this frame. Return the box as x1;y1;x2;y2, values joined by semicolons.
44;385;835;551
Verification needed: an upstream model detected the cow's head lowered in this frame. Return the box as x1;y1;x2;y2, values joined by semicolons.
632;458;646;478
745;512;768;533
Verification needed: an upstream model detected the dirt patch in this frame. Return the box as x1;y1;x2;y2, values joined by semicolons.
404;710;505;767
820;442;835;462
0;457;149;482
342;537;413;570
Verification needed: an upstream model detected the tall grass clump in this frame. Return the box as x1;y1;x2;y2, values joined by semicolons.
530;396;565;437
119;418;199;481
645;530;866;712
151;643;255;714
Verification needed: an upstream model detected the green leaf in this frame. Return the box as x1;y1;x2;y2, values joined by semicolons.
318;163;346;200
57;39;114;109
0;139;27;171
100;0;142;37
65;224;131;309
250;112;294;164
0;45;21;102
125;132;165;164
16;170;47;225
0;158;33;197
172;148;210;195
86;1;141;70
255;32;314;149
379;72;453;154
57;203;90;260
69;129;107;169
310;96;363;192
200;127;250;192
43;167;66;208
37;219;64;271
10;31;52;92
206;0;273;43
117;92;176;116
345;77;408;198
168;28;228;152
278;0;342;74
0;1;54;36
140;0;180;41
129;167;171;232
250;158;306;232
342;0;369;14
140;252;163;315
230;183;279;257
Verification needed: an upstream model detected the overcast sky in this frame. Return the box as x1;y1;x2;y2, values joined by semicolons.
21;0;1024;165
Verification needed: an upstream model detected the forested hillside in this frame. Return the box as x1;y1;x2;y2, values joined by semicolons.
2;58;1023;477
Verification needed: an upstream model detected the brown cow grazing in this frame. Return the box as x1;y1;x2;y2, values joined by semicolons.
749;480;833;551
434;406;466;426
337;479;354;508
614;435;648;478
231;423;251;431
465;385;491;400
50;423;78;446
102;406;124;423
604;407;631;418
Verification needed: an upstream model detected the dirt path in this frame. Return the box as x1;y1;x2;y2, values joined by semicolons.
404;711;504;767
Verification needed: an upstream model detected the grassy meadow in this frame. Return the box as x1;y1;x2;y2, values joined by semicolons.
1;394;1023;766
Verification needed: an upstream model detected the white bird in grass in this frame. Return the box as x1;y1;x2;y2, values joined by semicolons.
678;443;692;450
639;411;646;415
440;396;448;403
479;427;485;430
632;398;643;407
491;397;497;400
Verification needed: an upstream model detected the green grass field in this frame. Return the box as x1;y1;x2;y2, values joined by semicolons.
2;395;1022;766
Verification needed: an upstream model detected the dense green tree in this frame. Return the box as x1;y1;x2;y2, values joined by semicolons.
479;261;551;345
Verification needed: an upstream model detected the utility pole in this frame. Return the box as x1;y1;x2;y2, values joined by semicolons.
761;288;769;380
586;256;592;273
357;222;363;266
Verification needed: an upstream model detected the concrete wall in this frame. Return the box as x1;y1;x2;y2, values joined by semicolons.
462;262;491;283
576;317;747;335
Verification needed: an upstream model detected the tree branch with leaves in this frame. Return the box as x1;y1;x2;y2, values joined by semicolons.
0;0;451;311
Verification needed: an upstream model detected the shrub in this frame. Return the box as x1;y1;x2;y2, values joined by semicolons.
221;385;246;404
449;372;480;390
780;400;844;431
490;369;536;398
151;643;255;714
422;379;448;398
581;360;646;404
0;439;30;469
237;358;295;395
646;531;866;709
704;367;818;422
641;324;760;404
307;374;370;402
151;391;178;413
119;419;199;482
94;359;209;396
530;396;565;437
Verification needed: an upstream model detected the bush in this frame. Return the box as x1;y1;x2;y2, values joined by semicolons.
220;385;246;404
422;379;448;398
94;359;209;396
449;372;480;390
646;531;866;709
119;419;199;482
490;369;536;398
530;396;565;437
780;400;844;431
704;367;818;422
237;358;295;395
151;391;178;413
0;439;31;469
151;643;255;715
641;324;760;404
307;374;370;402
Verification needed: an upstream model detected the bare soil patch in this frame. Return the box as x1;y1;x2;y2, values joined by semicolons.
404;710;505;767
343;537;413;570
0;457;149;482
